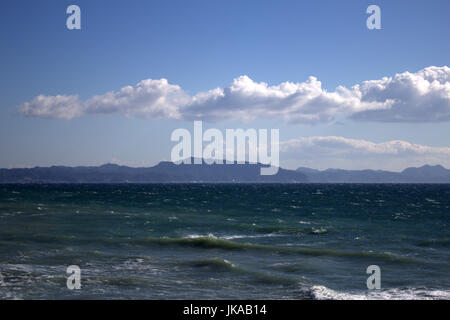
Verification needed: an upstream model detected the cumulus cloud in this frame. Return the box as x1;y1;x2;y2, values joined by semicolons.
20;79;187;120
279;136;450;171
17;66;450;123
85;79;187;119
20;94;83;119
352;66;450;122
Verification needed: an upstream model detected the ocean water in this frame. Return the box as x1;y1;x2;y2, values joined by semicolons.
0;183;449;300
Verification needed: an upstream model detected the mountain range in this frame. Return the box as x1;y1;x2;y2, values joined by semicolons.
296;164;450;183
0;160;305;183
0;161;449;183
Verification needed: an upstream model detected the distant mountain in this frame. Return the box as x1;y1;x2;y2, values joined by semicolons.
1;162;449;183
0;159;306;183
296;164;450;183
401;164;450;181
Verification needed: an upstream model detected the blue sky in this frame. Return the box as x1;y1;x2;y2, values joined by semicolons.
1;0;449;170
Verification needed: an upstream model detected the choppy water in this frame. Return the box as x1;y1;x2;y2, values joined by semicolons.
0;184;449;300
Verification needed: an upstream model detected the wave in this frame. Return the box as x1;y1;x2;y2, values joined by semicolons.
305;285;450;300
184;258;237;272
185;233;281;240
136;236;418;263
184;257;298;286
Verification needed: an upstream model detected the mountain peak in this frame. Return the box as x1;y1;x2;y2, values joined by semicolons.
402;164;448;174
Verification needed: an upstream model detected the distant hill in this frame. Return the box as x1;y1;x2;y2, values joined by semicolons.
1;161;449;183
296;164;450;183
0;159;306;183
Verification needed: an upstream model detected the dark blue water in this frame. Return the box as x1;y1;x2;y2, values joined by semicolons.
0;184;449;299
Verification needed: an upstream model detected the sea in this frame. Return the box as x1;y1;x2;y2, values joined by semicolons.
0;183;449;300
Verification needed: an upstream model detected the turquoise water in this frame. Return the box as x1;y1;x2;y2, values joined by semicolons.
0;184;449;299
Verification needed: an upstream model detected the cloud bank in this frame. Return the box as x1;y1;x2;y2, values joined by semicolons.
279;136;450;171
19;66;450;123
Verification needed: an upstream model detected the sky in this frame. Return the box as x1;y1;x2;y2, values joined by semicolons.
0;0;449;171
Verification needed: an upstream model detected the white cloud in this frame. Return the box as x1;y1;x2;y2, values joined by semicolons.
352;66;450;122
18;66;450;123
182;75;385;123
85;79;187;119
279;136;450;171
19;94;83;119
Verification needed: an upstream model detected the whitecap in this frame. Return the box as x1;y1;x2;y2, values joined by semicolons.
308;285;450;300
311;227;328;234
